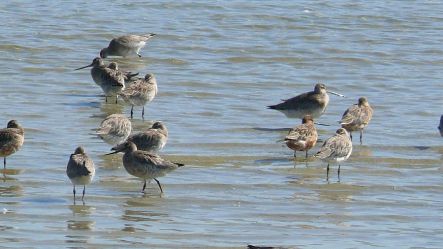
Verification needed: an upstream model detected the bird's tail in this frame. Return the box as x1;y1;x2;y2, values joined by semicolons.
174;162;185;167
143;33;156;39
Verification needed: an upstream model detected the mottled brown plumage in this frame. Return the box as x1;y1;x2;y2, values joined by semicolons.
340;97;373;144
75;57;125;103
97;114;132;145
284;115;318;158
107;62;139;82
0;120;24;169
314;128;352;181
119;73;157;119
125;121;168;153
66;146;95;201
108;141;183;193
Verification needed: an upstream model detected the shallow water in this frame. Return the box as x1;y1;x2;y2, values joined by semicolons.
1;1;442;248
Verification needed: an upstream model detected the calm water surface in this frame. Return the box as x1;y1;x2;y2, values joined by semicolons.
1;1;442;248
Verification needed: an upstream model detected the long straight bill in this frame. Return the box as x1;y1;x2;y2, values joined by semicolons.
74;63;93;71
327;90;345;97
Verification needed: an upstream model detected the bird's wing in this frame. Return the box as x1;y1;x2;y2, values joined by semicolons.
128;130;161;150
270;92;317;110
340;105;360;125
285;124;310;141
112;35;146;49
0;129;20;148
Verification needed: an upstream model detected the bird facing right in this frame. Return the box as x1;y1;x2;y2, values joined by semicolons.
314;128;352;181
107;62;139;82
267;83;344;119
0;120;25;170
125;121;168;153
340;97;373;144
284;115;318;158
66;146;95;201
119;73;158;119
107;141;184;193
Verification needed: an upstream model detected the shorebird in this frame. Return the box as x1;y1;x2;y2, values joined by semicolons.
123;121;168;153
439;115;443;137
340;97;373;144
75;57;125;103
66;146;95;201
107;62;139;82
314;128;352;181
267;83;344;119
119;73;157;119
100;34;156;58
0;120;24;170
96;114;132;145
284;115;318;158
107;141;184;193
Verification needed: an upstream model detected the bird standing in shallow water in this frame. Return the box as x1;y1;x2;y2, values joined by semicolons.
75;57;125;103
96;114;132;145
119;73;157;119
340;97;373;144
0;120;24;170
107;141;184;193
268;83;344;119
123;121;168;153
314;128;352;181
100;34;156;58
107;62;139;82
284;115;318;158
66;147;95;202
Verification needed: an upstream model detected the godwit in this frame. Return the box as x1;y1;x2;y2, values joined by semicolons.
340;97;373;144
314;128;352;181
100;34;156;58
0;120;24;170
284;115;318;158
119;73;157;119
107;141;183;193
66;146;95;201
268;83;344;119
96;114;132;145
75;57;125;103
123;121;168;153
107;62;139;82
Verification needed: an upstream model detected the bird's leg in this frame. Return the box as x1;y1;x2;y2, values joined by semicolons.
360;130;363;144
82;185;86;201
293;151;297;158
305;150;308;158
142;106;145;119
141;179;147;193
3;157;6;169
115;96;118;104
73;185;76;199
350;132;353;141
326;163;330;181
130;105;134;119
154;178;164;193
105;96;108;103
338;164;341;182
